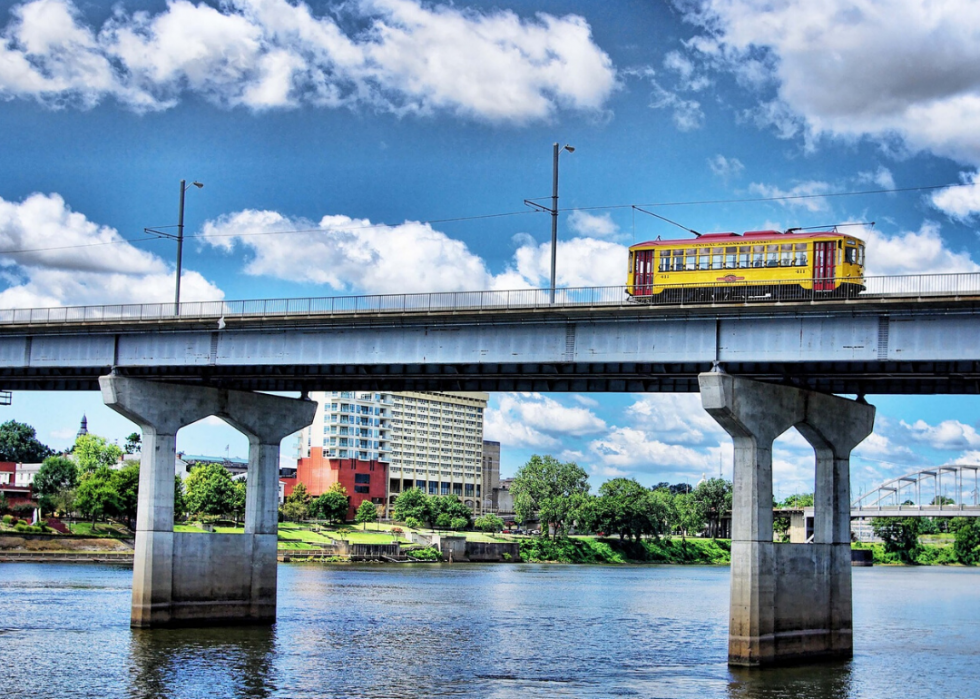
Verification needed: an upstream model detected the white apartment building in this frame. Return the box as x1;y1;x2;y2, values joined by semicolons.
296;391;490;513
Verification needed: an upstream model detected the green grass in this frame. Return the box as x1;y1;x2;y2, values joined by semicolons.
517;535;732;564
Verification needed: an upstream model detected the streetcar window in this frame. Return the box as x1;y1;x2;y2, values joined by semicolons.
751;245;764;267
673;250;685;271
780;244;793;266
794;243;807;265
766;245;777;266
712;247;723;269
844;246;857;264
698;249;710;270
858;244;865;266
739;246;750;268
659;250;670;272
726;247;737;268
685;249;696;271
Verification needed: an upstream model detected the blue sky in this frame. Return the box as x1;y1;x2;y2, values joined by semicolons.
3;0;980;499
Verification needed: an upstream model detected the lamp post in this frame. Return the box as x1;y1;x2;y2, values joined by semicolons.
175;179;204;309
549;143;574;304
148;180;203;314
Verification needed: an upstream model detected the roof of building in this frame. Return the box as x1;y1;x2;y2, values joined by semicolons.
632;230;854;248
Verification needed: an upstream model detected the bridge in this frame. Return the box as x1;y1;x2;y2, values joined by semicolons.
4;273;979;668
1;272;980;395
850;464;980;517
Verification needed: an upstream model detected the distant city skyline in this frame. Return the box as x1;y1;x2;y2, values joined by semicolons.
2;0;980;495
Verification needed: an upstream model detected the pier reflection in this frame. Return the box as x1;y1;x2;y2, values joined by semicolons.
128;625;277;699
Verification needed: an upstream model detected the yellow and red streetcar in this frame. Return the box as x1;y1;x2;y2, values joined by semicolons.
626;229;866;301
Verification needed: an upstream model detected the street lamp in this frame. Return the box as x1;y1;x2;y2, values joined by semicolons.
146;179;203;312
525;143;574;304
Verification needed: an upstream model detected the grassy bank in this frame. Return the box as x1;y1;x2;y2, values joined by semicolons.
519;536;732;564
852;541;959;565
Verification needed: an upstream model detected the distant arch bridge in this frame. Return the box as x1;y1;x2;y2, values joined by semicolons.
850;464;980;518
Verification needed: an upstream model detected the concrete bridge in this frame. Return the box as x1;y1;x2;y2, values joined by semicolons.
3;276;979;667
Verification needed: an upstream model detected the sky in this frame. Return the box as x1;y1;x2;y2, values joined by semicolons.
3;0;980;500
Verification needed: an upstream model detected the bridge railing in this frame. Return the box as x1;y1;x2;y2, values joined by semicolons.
3;271;980;325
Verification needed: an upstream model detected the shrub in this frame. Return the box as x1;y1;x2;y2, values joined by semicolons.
450;517;468;531
14;522;27;532
404;516;423;529
17;519;28;526
409;546;443;561
2;514;13;524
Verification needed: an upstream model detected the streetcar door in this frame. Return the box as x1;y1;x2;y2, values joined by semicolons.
635;249;654;295
813;241;836;290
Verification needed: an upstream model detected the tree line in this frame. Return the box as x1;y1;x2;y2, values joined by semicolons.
506;455;733;541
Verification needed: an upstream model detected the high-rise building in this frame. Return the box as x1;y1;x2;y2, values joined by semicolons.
295;391;490;514
482;440;500;513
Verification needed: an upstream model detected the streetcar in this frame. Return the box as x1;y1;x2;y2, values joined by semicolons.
626;229;866;301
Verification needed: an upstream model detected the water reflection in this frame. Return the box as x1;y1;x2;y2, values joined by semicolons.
728;661;854;699
129;626;277;699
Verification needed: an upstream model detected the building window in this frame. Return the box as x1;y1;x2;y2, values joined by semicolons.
354;485;370;494
355;473;370;484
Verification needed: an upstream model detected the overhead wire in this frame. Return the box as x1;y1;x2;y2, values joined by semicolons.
0;181;970;256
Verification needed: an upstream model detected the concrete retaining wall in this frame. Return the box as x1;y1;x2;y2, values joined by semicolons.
465;541;520;562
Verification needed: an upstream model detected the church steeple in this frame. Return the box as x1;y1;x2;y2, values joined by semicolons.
76;414;88;440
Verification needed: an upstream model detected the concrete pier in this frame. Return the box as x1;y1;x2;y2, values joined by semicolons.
100;375;315;628
699;373;874;667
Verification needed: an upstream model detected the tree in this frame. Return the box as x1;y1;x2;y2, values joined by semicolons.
510;455;590;539
781;493;814;508
231;479;247;524
282;482;310;522
75;466;121;525
393;487;429;524
595;478;669;542
184;462;237;519
872;517;922;563
952;518;980;565
475;513;504;535
673;492;706;539
174;476;187;522
112;462;141;529
311;485;349;524
33;456;79;515
0;420;54;462
693;478;732;538
429;495;472;529
355;499;379;530
124;432;142;454
449;516;469;531
73;434;123;474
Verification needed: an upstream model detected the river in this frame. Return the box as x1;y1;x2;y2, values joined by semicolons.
1;563;978;698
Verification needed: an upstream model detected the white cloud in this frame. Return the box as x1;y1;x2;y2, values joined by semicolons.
902;418;980;450
588;426;711;472
680;0;980;165
627;393;726;446
747;180;832;212
484;406;559;450
857;166;896;191
931;171;980;221
0;192;223;308
567;210;619;238
861;222;979;277
0;0;618;123
512;236;628;288
853;432;917;463
708;154;744;180
649;83;703;131
494;393;607;438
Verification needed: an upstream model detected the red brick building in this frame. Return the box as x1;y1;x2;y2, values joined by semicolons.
0;461;34;512
281;448;386;521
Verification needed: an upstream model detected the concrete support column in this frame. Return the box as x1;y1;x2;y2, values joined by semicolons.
100;375;315;628
699;373;874;667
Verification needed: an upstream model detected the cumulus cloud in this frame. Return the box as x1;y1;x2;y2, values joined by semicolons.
902;418;980;450
493;393;607;439
931;172;980;221
202;208;626;293
627;393;726;446
861;222;979;277
677;0;980;165
857;166;896;191
708;154;744;181
567;210;619;239
747;180;832;212
511;236;628;288
588;426;711;473
0;0;617;122
0;192;222;308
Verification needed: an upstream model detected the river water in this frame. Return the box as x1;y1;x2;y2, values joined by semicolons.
1;563;978;699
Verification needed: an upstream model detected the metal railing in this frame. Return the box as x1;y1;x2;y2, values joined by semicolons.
2;271;979;326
